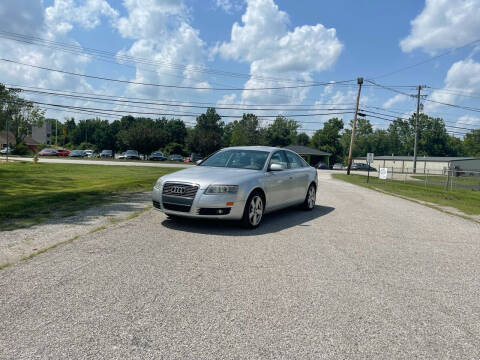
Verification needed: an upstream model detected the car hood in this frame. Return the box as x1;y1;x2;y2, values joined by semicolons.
159;166;262;189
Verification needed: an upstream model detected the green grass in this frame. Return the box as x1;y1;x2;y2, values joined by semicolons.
332;174;480;215
0;162;179;230
411;175;480;187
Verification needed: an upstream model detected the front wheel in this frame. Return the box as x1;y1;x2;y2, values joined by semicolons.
302;184;316;210
241;192;264;229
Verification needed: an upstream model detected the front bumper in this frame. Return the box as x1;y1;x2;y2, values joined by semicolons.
152;184;245;220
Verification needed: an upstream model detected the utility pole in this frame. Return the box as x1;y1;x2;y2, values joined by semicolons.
5;117;8;162
346;77;363;175
413;85;424;174
55;120;58;147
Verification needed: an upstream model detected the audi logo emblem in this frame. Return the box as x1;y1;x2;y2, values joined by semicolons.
171;186;185;194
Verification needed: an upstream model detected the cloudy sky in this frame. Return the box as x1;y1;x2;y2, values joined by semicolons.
0;0;479;135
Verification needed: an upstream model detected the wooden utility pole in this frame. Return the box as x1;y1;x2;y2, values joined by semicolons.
346;77;363;175
412;85;424;174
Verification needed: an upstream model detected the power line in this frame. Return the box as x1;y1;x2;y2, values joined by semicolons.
367;38;480;80
8;86;355;113
0;30;356;86
0;58;355;91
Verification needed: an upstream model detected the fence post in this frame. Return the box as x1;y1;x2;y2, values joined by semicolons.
391;167;394;180
425;170;428;188
445;170;450;191
451;169;454;191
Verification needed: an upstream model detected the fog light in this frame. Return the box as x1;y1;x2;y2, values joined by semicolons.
226;202;234;206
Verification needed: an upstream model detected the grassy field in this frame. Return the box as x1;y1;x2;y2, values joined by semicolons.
332;174;480;215
0;162;180;230
411;174;480;187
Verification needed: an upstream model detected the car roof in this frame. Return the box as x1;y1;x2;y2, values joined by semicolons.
222;146;284;153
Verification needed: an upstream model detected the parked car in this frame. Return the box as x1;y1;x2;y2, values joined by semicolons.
0;147;13;154
38;148;58;156
169;154;184;162
125;150;140;160
315;162;329;170
355;163;377;171
69;149;86;157
56;149;70;157
190;153;203;162
84;150;96;158
100;150;113;158
152;146;318;229
118;152;126;159
332;163;345;170
149;151;167;161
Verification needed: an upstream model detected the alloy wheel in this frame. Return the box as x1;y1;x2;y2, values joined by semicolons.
249;195;263;226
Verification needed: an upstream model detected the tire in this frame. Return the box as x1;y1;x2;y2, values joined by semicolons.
302;184;316;211
241;191;265;229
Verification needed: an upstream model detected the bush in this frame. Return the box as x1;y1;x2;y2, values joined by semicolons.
12;142;32;156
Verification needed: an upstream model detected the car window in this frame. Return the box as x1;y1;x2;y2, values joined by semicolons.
269;151;288;169
285;151;305;169
200;150;269;170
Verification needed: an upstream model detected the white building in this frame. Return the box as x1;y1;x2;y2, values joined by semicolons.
354;156;480;174
32;120;52;144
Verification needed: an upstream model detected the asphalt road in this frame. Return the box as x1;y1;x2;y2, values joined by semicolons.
1;172;479;359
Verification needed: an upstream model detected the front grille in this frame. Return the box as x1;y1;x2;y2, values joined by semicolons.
163;203;191;212
162;183;198;198
198;208;231;216
152;200;161;209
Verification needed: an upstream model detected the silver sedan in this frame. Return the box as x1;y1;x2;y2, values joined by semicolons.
152;146;318;228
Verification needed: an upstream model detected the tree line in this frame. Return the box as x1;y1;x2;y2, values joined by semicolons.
1;84;479;161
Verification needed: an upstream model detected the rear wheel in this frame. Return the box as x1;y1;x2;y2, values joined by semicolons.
241;192;264;229
302;184;316;210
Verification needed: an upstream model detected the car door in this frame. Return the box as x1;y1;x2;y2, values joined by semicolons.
284;151;310;202
263;151;292;210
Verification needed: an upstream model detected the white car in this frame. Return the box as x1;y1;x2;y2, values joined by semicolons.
0;147;13;154
84;150;95;158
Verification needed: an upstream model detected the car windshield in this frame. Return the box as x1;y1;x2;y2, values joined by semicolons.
126;150;137;154
199;150;269;170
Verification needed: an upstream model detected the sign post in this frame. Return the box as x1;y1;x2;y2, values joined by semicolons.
366;153;374;183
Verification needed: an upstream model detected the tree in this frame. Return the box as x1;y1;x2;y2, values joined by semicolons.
463;129;480;156
187;108;224;156
295;133;310;146
165;119;187;145
266;116;299;147
117;123;164;156
311;117;344;163
230;113;265;146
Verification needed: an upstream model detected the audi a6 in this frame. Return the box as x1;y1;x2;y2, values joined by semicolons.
152;146;318;228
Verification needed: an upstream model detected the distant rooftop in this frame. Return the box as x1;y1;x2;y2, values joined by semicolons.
284;145;331;156
354;155;479;162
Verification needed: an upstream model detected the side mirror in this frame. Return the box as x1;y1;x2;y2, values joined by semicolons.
196;159;203;165
269;163;284;171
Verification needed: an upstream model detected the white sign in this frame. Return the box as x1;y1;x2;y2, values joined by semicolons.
367;153;374;164
379;168;388;180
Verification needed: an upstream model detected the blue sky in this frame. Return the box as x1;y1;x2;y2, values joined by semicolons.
1;0;479;136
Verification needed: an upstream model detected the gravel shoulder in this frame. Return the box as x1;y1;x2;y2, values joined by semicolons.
0;192;152;268
1;172;479;359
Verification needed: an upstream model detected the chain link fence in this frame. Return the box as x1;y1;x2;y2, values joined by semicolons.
380;167;480;191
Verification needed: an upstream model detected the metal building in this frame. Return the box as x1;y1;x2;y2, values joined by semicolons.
353;155;480;174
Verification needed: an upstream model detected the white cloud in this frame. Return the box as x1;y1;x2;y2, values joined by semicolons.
382;94;407;109
425;59;480;112
215;0;244;13
457;115;480;127
0;0;118;120
114;0;211;119
116;0;188;39
400;0;480;53
215;0;343;105
45;0;119;34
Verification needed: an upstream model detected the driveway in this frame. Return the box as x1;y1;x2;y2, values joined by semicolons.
1;172;479;359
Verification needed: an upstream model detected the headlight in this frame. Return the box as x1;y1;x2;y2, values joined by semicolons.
205;185;239;194
155;178;163;188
